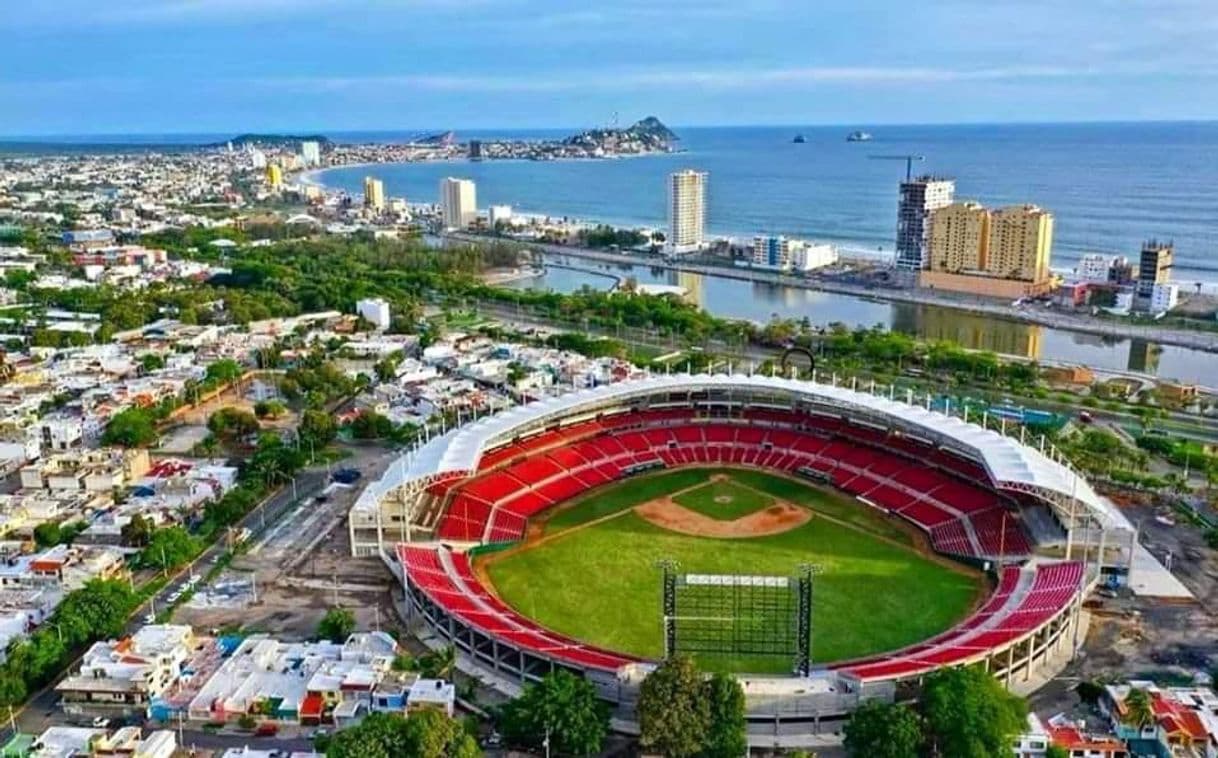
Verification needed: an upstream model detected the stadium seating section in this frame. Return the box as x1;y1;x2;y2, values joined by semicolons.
400;544;639;672
400;544;1082;680
433;408;1031;561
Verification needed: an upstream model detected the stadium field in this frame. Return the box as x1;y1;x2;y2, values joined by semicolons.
480;467;985;673
672;478;773;520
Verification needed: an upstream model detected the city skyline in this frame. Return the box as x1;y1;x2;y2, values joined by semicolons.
4;0;1218;135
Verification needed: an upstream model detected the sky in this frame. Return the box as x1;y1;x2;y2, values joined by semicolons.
3;0;1218;136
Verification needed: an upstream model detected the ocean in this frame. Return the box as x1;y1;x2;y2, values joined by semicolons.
311;122;1218;281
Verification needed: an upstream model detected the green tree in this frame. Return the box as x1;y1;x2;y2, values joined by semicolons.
416;646;457;679
205;358;244;384
139;353;166;372
101;407;159;447
0;671;27;707
843;699;923;758
299;409;338;450
921;667;1027;758
317;607;356;643
349;411;394;440
140;526;201;570
326;710;478;758
253;399;287;419
1045;745;1070;758
54;579;138;643
1123;687;1155;730
497;670;609;756
208;407;261;441
702;673;747;758
638;656;709;758
121;513;155;547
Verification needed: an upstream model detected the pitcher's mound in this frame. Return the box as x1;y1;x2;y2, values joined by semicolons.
635;498;811;538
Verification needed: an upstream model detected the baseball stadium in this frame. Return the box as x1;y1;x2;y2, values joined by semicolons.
349;374;1131;727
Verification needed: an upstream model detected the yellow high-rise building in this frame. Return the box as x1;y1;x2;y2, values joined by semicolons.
265;164;283;190
929;202;989;273
364;176;386;210
987;205;1053;282
923;202;1054;298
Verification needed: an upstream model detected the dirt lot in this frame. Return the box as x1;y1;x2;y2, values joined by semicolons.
173;444;406;640
1031;494;1218;717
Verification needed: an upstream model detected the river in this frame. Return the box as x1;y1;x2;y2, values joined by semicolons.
502;253;1214;385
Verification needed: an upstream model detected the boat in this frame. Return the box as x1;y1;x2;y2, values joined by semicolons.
792;134;806;144
846;131;873;142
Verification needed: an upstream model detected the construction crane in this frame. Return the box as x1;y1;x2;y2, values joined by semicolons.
869;154;925;181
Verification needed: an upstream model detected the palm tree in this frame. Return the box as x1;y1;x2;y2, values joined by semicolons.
1124;687;1156;731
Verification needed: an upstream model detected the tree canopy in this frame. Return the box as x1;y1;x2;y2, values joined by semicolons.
921;667;1027;758
637;656;716;758
101;406;159;447
843;699;923;758
317;607;356;643
496;670;609;756
324;710;479;758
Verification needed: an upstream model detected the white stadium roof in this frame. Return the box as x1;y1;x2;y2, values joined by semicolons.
354;374;1130;531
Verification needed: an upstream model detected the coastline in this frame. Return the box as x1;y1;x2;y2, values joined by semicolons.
302;159;1218;289
448;231;1218;358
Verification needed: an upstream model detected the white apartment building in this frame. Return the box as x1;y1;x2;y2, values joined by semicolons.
356;298;392;331
1149;282;1179;315
1077;253;1112;283
668;170;707;255
751;236;838;272
300;141;321;167
440;178;477;230
488;204;513;229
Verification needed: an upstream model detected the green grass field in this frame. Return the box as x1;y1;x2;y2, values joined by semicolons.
483;468;983;674
672;479;774;520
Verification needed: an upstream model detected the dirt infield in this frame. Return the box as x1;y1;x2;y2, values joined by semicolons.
634;498;811;538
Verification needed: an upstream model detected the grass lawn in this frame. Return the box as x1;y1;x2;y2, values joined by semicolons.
485;469;983;673
672;479;774;521
542;468;713;534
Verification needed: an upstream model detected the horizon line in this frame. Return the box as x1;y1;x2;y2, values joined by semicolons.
3;117;1218;142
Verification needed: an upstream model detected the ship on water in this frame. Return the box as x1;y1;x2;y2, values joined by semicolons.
846;131;873;142
792;134;806;143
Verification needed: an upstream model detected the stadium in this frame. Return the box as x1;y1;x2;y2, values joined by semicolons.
349;373;1131;728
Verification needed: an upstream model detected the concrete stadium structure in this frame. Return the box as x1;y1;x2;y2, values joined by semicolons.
350;374;1131;730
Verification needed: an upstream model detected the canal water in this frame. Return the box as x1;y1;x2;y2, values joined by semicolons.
501;254;1215;385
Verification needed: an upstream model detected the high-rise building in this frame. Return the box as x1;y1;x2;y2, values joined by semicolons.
921;202;1054;298
1136;240;1173;299
468;140;483;160
265;164;283;190
668;170;707;255
440;177;477;230
363;177;386;210
928;202;989;273
895;176;955;271
300;140;321;167
987;205;1053;282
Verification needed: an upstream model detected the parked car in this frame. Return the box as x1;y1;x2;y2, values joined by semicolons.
332;468;362;484
254;723;279;737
